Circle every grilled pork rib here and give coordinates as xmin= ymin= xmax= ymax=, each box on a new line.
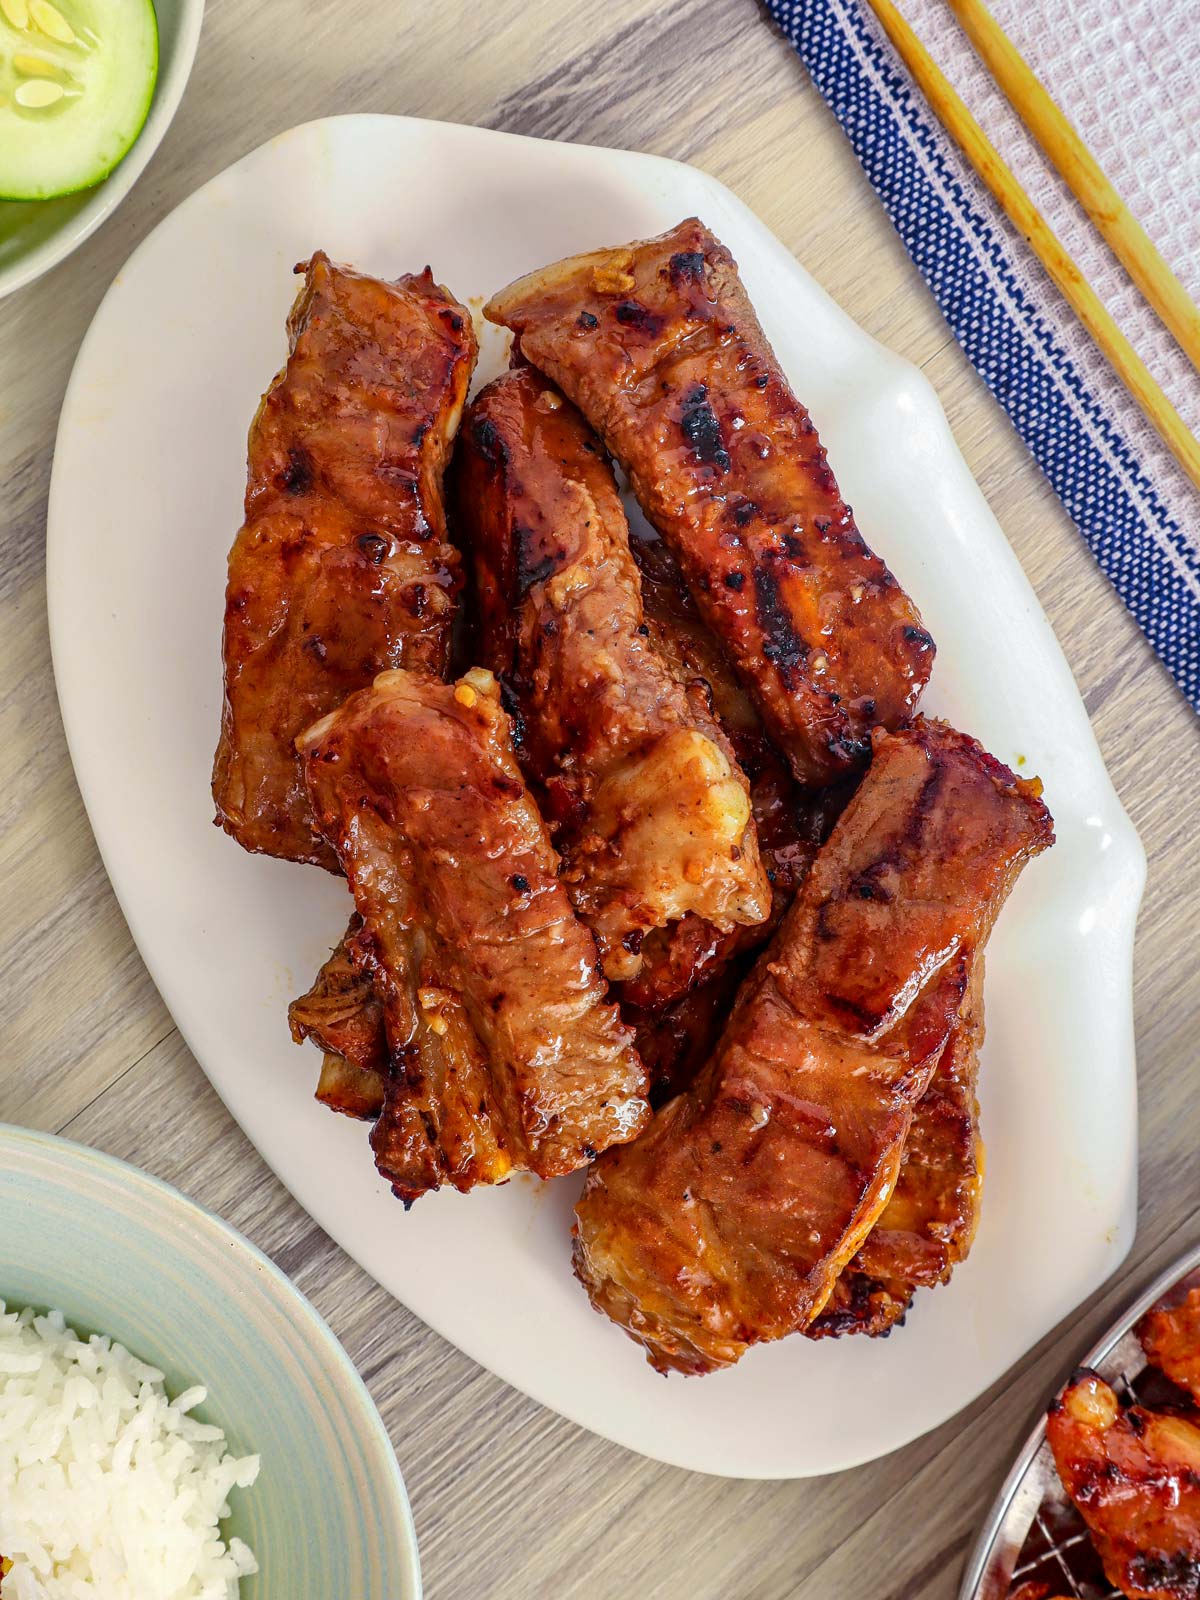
xmin=808 ymin=962 xmax=985 ymax=1338
xmin=214 ymin=253 xmax=476 ymax=866
xmin=454 ymin=366 xmax=769 ymax=980
xmin=299 ymin=667 xmax=649 ymax=1201
xmin=617 ymin=512 xmax=835 ymax=1013
xmin=1140 ymin=1290 xmax=1200 ymax=1406
xmin=573 ymin=720 xmax=1052 ymax=1374
xmin=486 ymin=218 xmax=933 ymax=786
xmin=288 ymin=917 xmax=387 ymax=1120
xmin=294 ymin=436 xmax=809 ymax=1113
xmin=625 ymin=954 xmax=754 ymax=1107
xmin=1048 ymin=1371 xmax=1200 ymax=1600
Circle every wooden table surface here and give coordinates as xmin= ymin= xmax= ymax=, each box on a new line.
xmin=3 ymin=1 xmax=1199 ymax=1595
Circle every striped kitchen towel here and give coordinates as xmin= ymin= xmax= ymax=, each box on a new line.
xmin=764 ymin=0 xmax=1200 ymax=709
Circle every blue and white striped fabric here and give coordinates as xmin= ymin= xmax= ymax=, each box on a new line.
xmin=764 ymin=0 xmax=1200 ymax=710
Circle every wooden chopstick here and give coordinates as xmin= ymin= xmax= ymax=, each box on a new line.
xmin=945 ymin=0 xmax=1200 ymax=375
xmin=861 ymin=0 xmax=1200 ymax=495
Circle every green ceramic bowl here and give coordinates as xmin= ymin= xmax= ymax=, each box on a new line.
xmin=0 ymin=0 xmax=205 ymax=298
xmin=0 ymin=1123 xmax=420 ymax=1597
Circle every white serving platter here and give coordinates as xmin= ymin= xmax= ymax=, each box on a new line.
xmin=47 ymin=114 xmax=1145 ymax=1478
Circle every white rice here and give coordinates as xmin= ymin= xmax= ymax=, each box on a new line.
xmin=0 ymin=1302 xmax=260 ymax=1600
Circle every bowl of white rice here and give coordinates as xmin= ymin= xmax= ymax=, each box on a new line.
xmin=0 ymin=1124 xmax=420 ymax=1600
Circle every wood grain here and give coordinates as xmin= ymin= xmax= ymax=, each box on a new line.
xmin=1 ymin=0 xmax=1198 ymax=1595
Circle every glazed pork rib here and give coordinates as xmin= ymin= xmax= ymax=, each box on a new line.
xmin=1140 ymin=1289 xmax=1200 ymax=1405
xmin=625 ymin=952 xmax=754 ymax=1106
xmin=288 ymin=917 xmax=387 ymax=1121
xmin=454 ymin=366 xmax=769 ymax=981
xmin=619 ymin=519 xmax=845 ymax=1013
xmin=299 ymin=666 xmax=649 ymax=1201
xmin=213 ymin=252 xmax=476 ymax=866
xmin=573 ymin=720 xmax=1052 ymax=1374
xmin=486 ymin=218 xmax=934 ymax=787
xmin=808 ymin=962 xmax=985 ymax=1339
xmin=1048 ymin=1371 xmax=1200 ymax=1600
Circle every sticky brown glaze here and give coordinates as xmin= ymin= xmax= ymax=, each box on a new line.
xmin=617 ymin=521 xmax=845 ymax=1013
xmin=486 ymin=218 xmax=934 ymax=786
xmin=807 ymin=961 xmax=985 ymax=1339
xmin=618 ymin=774 xmax=817 ymax=1015
xmin=299 ymin=666 xmax=649 ymax=1201
xmin=1141 ymin=1290 xmax=1200 ymax=1405
xmin=626 ymin=953 xmax=752 ymax=1107
xmin=1048 ymin=1371 xmax=1200 ymax=1600
xmin=620 ymin=914 xmax=757 ymax=1017
xmin=288 ymin=917 xmax=388 ymax=1120
xmin=213 ymin=253 xmax=477 ymax=866
xmin=453 ymin=367 xmax=769 ymax=980
xmin=618 ymin=767 xmax=845 ymax=1012
xmin=573 ymin=720 xmax=1052 ymax=1374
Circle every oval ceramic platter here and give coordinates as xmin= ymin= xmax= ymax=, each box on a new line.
xmin=47 ymin=114 xmax=1145 ymax=1479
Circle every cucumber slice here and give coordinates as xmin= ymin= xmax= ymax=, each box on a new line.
xmin=0 ymin=0 xmax=158 ymax=201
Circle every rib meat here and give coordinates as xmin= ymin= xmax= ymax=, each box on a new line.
xmin=288 ymin=917 xmax=387 ymax=1120
xmin=573 ymin=720 xmax=1052 ymax=1374
xmin=626 ymin=954 xmax=752 ymax=1107
xmin=807 ymin=962 xmax=985 ymax=1338
xmin=1141 ymin=1290 xmax=1200 ymax=1406
xmin=617 ymin=519 xmax=841 ymax=1012
xmin=454 ymin=366 xmax=769 ymax=980
xmin=486 ymin=218 xmax=933 ymax=786
xmin=214 ymin=253 xmax=476 ymax=866
xmin=299 ymin=666 xmax=649 ymax=1200
xmin=1048 ymin=1370 xmax=1200 ymax=1600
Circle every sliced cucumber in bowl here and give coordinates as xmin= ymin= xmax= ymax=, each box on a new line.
xmin=0 ymin=0 xmax=158 ymax=201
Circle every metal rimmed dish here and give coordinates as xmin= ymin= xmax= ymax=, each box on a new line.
xmin=960 ymin=1240 xmax=1200 ymax=1600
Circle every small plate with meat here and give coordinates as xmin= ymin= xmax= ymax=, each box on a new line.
xmin=962 ymin=1240 xmax=1200 ymax=1600
xmin=45 ymin=114 xmax=1144 ymax=1478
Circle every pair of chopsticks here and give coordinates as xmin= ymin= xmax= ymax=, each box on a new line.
xmin=862 ymin=0 xmax=1200 ymax=494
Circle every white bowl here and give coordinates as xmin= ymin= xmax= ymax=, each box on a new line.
xmin=0 ymin=0 xmax=204 ymax=299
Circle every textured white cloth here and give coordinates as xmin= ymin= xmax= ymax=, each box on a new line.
xmin=897 ymin=0 xmax=1200 ymax=549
